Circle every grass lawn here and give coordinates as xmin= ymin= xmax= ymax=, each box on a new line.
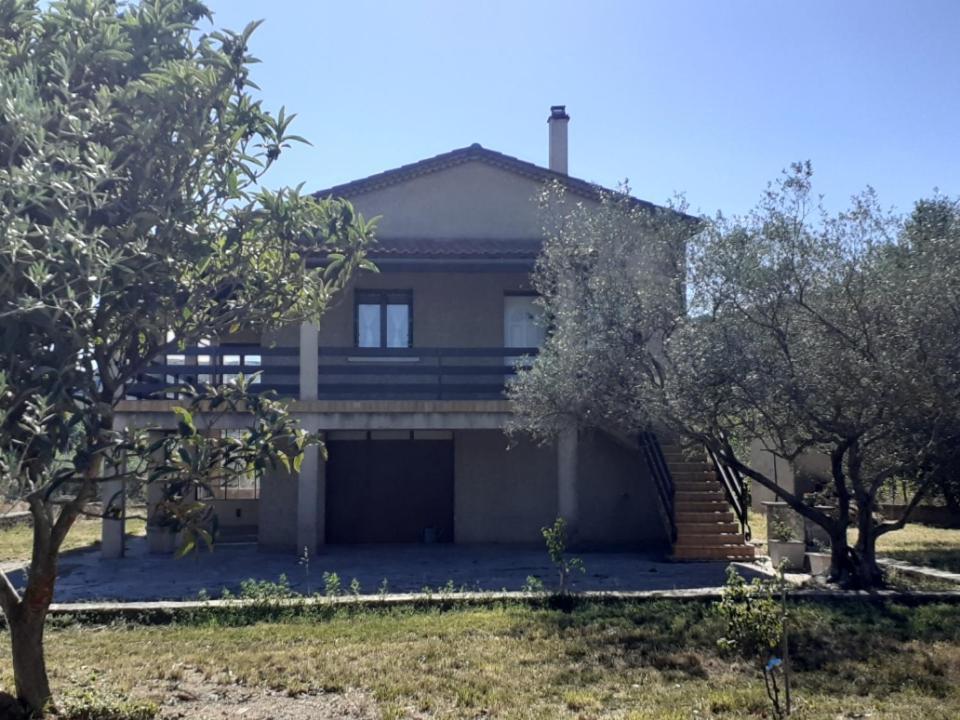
xmin=749 ymin=509 xmax=960 ymax=574
xmin=4 ymin=600 xmax=960 ymax=719
xmin=0 ymin=516 xmax=146 ymax=564
xmin=874 ymin=524 xmax=960 ymax=573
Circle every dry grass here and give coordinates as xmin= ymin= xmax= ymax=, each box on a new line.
xmin=749 ymin=508 xmax=960 ymax=574
xmin=874 ymin=523 xmax=960 ymax=573
xmin=0 ymin=516 xmax=146 ymax=564
xmin=3 ymin=600 xmax=960 ymax=719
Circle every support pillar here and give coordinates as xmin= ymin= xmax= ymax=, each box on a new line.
xmin=144 ymin=431 xmax=173 ymax=555
xmin=557 ymin=422 xmax=579 ymax=542
xmin=100 ymin=476 xmax=125 ymax=559
xmin=296 ymin=426 xmax=324 ymax=556
xmin=299 ymin=321 xmax=319 ymax=401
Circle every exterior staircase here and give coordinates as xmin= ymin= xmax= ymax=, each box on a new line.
xmin=660 ymin=443 xmax=756 ymax=561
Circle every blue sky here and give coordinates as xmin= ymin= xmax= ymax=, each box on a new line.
xmin=204 ymin=0 xmax=959 ymax=217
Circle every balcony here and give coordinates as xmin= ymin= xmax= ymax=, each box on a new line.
xmin=127 ymin=344 xmax=539 ymax=401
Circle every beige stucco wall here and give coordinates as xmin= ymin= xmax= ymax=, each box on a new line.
xmin=749 ymin=440 xmax=830 ymax=510
xmin=315 ymin=271 xmax=533 ymax=349
xmin=257 ymin=467 xmax=298 ymax=548
xmin=453 ymin=430 xmax=558 ymax=544
xmin=343 ymin=161 xmax=593 ymax=240
xmin=207 ymin=499 xmax=258 ymax=528
xmin=453 ymin=429 xmax=670 ymax=548
xmin=576 ymin=430 xmax=668 ymax=548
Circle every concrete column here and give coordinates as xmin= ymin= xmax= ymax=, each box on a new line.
xmin=296 ymin=425 xmax=324 ymax=556
xmin=100 ymin=475 xmax=125 ymax=559
xmin=144 ymin=431 xmax=173 ymax=555
xmin=315 ymin=434 xmax=327 ymax=548
xmin=557 ymin=422 xmax=579 ymax=540
xmin=299 ymin=321 xmax=319 ymax=401
xmin=146 ymin=480 xmax=164 ymax=523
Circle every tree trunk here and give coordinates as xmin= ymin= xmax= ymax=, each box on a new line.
xmin=8 ymin=603 xmax=51 ymax=715
xmin=828 ymin=527 xmax=854 ymax=585
xmin=854 ymin=501 xmax=884 ymax=588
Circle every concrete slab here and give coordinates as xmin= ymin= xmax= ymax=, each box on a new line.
xmin=4 ymin=538 xmax=768 ymax=602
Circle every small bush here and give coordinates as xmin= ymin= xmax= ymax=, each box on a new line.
xmin=323 ymin=571 xmax=342 ymax=597
xmin=714 ymin=566 xmax=783 ymax=658
xmin=542 ymin=517 xmax=585 ymax=594
xmin=239 ymin=574 xmax=295 ymax=601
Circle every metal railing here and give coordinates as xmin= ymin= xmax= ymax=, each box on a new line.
xmin=125 ymin=344 xmax=539 ymax=401
xmin=638 ymin=431 xmax=677 ymax=543
xmin=705 ymin=444 xmax=751 ymax=540
xmin=316 ymin=346 xmax=539 ymax=400
xmin=125 ymin=344 xmax=299 ymax=399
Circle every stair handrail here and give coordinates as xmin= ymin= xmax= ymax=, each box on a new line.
xmin=638 ymin=431 xmax=677 ymax=543
xmin=705 ymin=444 xmax=751 ymax=541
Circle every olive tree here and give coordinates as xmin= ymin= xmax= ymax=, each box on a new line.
xmin=507 ymin=183 xmax=690 ymax=442
xmin=510 ymin=165 xmax=960 ymax=589
xmin=0 ymin=0 xmax=374 ymax=712
xmin=666 ymin=167 xmax=960 ymax=586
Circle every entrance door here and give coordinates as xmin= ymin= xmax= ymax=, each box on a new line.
xmin=325 ymin=439 xmax=454 ymax=543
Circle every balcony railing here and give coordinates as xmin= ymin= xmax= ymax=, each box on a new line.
xmin=126 ymin=345 xmax=538 ymax=401
xmin=316 ymin=346 xmax=538 ymax=400
xmin=126 ymin=345 xmax=299 ymax=399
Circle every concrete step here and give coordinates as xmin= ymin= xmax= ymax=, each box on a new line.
xmin=672 ymin=545 xmax=757 ymax=561
xmin=676 ymin=510 xmax=736 ymax=523
xmin=675 ymin=534 xmax=750 ymax=548
xmin=672 ymin=473 xmax=723 ymax=488
xmin=674 ymin=482 xmax=724 ymax=492
xmin=667 ymin=461 xmax=715 ymax=471
xmin=675 ymin=489 xmax=727 ymax=500
xmin=676 ymin=521 xmax=742 ymax=534
xmin=674 ymin=500 xmax=730 ymax=513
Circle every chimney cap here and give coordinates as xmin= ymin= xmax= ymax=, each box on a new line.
xmin=549 ymin=105 xmax=569 ymax=121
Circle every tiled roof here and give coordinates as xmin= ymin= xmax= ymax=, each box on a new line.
xmin=313 ymin=143 xmax=661 ymax=211
xmin=368 ymin=237 xmax=541 ymax=260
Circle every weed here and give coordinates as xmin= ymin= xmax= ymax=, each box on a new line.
xmin=542 ymin=517 xmax=584 ymax=594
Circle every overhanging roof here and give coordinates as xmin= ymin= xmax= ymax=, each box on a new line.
xmin=312 ymin=143 xmax=664 ymax=212
xmin=368 ymin=237 xmax=541 ymax=260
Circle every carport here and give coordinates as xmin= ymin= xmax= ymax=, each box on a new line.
xmin=325 ymin=433 xmax=454 ymax=544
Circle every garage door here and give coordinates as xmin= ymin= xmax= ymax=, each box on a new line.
xmin=325 ymin=439 xmax=454 ymax=543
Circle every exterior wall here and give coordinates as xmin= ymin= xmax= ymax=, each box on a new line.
xmin=454 ymin=430 xmax=557 ymax=544
xmin=749 ymin=440 xmax=829 ymax=510
xmin=207 ymin=499 xmax=258 ymax=529
xmin=257 ymin=467 xmax=298 ymax=548
xmin=452 ymin=429 xmax=670 ymax=548
xmin=316 ymin=271 xmax=533 ymax=349
xmin=577 ymin=430 xmax=669 ymax=549
xmin=344 ymin=161 xmax=596 ymax=240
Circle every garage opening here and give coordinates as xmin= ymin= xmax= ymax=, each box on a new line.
xmin=325 ymin=433 xmax=454 ymax=543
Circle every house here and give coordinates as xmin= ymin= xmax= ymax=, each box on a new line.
xmin=108 ymin=107 xmax=754 ymax=561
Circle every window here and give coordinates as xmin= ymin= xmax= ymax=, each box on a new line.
xmin=196 ymin=430 xmax=260 ymax=500
xmin=355 ymin=290 xmax=412 ymax=348
xmin=503 ymin=294 xmax=545 ymax=348
xmin=504 ymin=293 xmax=545 ymax=366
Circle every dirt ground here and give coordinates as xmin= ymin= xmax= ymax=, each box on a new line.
xmin=146 ymin=671 xmax=379 ymax=720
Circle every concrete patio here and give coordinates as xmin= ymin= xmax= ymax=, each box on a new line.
xmin=5 ymin=538 xmax=767 ymax=602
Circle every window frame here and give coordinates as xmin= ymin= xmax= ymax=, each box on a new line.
xmin=354 ymin=289 xmax=413 ymax=348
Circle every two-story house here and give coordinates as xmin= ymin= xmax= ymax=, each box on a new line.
xmin=110 ymin=107 xmax=754 ymax=562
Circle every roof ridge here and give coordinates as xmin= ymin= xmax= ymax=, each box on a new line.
xmin=311 ymin=144 xmax=660 ymax=211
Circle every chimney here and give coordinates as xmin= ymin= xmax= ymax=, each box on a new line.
xmin=548 ymin=105 xmax=569 ymax=175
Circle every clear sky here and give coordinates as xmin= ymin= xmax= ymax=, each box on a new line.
xmin=203 ymin=0 xmax=959 ymax=217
